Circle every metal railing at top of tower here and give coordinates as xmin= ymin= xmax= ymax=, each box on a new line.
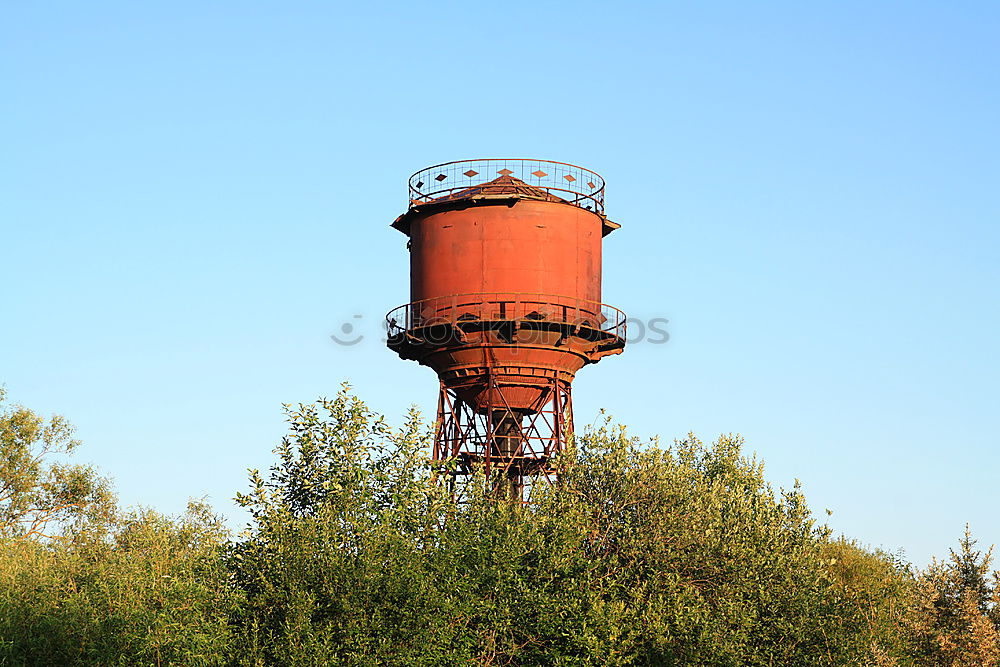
xmin=385 ymin=293 xmax=626 ymax=340
xmin=407 ymin=159 xmax=606 ymax=215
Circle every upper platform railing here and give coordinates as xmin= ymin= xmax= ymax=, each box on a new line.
xmin=408 ymin=159 xmax=606 ymax=214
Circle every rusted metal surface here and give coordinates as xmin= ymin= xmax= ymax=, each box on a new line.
xmin=385 ymin=159 xmax=625 ymax=501
xmin=405 ymin=198 xmax=605 ymax=307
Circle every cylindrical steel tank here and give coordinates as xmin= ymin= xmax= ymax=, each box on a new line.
xmin=408 ymin=200 xmax=603 ymax=306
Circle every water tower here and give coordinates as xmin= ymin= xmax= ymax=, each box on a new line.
xmin=386 ymin=159 xmax=625 ymax=500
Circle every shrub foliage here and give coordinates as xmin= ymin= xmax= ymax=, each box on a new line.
xmin=1 ymin=386 xmax=997 ymax=665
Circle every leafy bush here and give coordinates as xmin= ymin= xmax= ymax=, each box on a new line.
xmin=0 ymin=389 xmax=234 ymax=666
xmin=0 ymin=502 xmax=234 ymax=666
xmin=226 ymin=389 xmax=914 ymax=665
xmin=3 ymin=385 xmax=997 ymax=665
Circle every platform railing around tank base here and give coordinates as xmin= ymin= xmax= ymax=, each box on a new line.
xmin=385 ymin=293 xmax=626 ymax=341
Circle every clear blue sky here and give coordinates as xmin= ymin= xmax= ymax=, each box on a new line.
xmin=2 ymin=2 xmax=997 ymax=565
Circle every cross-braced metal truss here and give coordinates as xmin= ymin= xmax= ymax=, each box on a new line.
xmin=433 ymin=374 xmax=573 ymax=502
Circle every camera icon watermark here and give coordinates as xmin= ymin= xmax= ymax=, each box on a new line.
xmin=329 ymin=314 xmax=365 ymax=346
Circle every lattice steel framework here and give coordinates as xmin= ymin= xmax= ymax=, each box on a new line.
xmin=433 ymin=372 xmax=572 ymax=502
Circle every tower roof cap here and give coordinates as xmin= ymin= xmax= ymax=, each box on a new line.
xmin=407 ymin=158 xmax=606 ymax=214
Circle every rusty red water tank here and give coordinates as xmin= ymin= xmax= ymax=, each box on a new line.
xmin=386 ymin=159 xmax=625 ymax=415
